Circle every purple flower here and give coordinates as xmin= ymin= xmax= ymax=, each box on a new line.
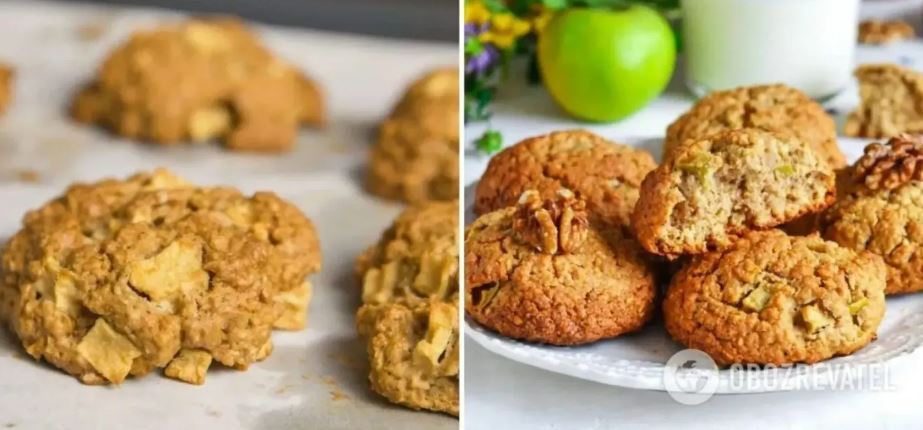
xmin=465 ymin=23 xmax=499 ymax=75
xmin=465 ymin=23 xmax=481 ymax=37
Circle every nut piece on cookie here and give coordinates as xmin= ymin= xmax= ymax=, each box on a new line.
xmin=0 ymin=64 xmax=13 ymax=116
xmin=664 ymin=84 xmax=845 ymax=168
xmin=663 ymin=230 xmax=886 ymax=366
xmin=0 ymin=169 xmax=322 ymax=384
xmin=632 ymin=128 xmax=835 ymax=258
xmin=70 ymin=18 xmax=324 ymax=152
xmin=845 ymin=64 xmax=923 ymax=138
xmin=356 ymin=200 xmax=458 ymax=305
xmin=513 ymin=189 xmax=589 ymax=254
xmin=367 ymin=67 xmax=459 ymax=203
xmin=465 ymin=192 xmax=656 ymax=345
xmin=475 ymin=129 xmax=656 ymax=227
xmin=853 ymin=134 xmax=923 ymax=191
xmin=822 ymin=135 xmax=923 ymax=295
xmin=859 ymin=20 xmax=915 ymax=45
xmin=355 ymin=300 xmax=459 ymax=416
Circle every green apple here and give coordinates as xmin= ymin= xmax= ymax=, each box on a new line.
xmin=538 ymin=6 xmax=676 ymax=122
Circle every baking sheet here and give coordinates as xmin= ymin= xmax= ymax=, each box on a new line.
xmin=0 ymin=1 xmax=457 ymax=429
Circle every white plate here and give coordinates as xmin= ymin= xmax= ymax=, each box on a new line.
xmin=464 ymin=137 xmax=923 ymax=394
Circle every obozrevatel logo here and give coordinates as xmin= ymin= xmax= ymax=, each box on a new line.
xmin=663 ymin=349 xmax=719 ymax=405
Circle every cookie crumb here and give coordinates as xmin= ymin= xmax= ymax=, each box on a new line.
xmin=76 ymin=22 xmax=108 ymax=41
xmin=15 ymin=169 xmax=39 ymax=183
xmin=329 ymin=389 xmax=349 ymax=402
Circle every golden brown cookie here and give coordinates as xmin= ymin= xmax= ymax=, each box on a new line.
xmin=71 ymin=18 xmax=324 ymax=152
xmin=0 ymin=169 xmax=321 ymax=385
xmin=664 ymin=84 xmax=845 ymax=168
xmin=356 ymin=300 xmax=458 ymax=416
xmin=632 ymin=128 xmax=835 ymax=259
xmin=845 ymin=64 xmax=923 ymax=138
xmin=822 ymin=135 xmax=923 ymax=295
xmin=366 ymin=67 xmax=459 ymax=203
xmin=859 ymin=19 xmax=915 ymax=45
xmin=355 ymin=200 xmax=458 ymax=305
xmin=465 ymin=190 xmax=656 ymax=345
xmin=664 ymin=230 xmax=886 ymax=366
xmin=0 ymin=64 xmax=13 ymax=116
xmin=474 ymin=129 xmax=656 ymax=227
xmin=353 ymin=198 xmax=459 ymax=415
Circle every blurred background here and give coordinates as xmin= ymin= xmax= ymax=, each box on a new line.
xmin=61 ymin=0 xmax=459 ymax=41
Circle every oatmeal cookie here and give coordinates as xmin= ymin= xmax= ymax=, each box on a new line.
xmin=366 ymin=67 xmax=459 ymax=203
xmin=356 ymin=300 xmax=458 ymax=416
xmin=355 ymin=200 xmax=458 ymax=305
xmin=664 ymin=84 xmax=845 ymax=168
xmin=465 ymin=190 xmax=656 ymax=345
xmin=632 ymin=129 xmax=835 ymax=259
xmin=822 ymin=135 xmax=923 ymax=294
xmin=0 ymin=169 xmax=321 ymax=384
xmin=71 ymin=18 xmax=325 ymax=152
xmin=845 ymin=64 xmax=923 ymax=138
xmin=474 ymin=129 xmax=656 ymax=227
xmin=0 ymin=64 xmax=12 ymax=116
xmin=353 ymin=199 xmax=458 ymax=415
xmin=664 ymin=230 xmax=886 ymax=366
xmin=859 ymin=20 xmax=915 ymax=44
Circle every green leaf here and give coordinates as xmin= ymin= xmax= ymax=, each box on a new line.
xmin=465 ymin=37 xmax=484 ymax=56
xmin=476 ymin=130 xmax=504 ymax=154
xmin=482 ymin=0 xmax=510 ymax=12
xmin=541 ymin=0 xmax=569 ymax=9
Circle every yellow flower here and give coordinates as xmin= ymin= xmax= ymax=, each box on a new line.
xmin=531 ymin=5 xmax=555 ymax=35
xmin=465 ymin=0 xmax=491 ymax=26
xmin=480 ymin=13 xmax=531 ymax=49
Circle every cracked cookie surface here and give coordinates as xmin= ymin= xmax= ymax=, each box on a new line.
xmin=71 ymin=18 xmax=324 ymax=152
xmin=664 ymin=84 xmax=845 ymax=168
xmin=822 ymin=136 xmax=923 ymax=295
xmin=465 ymin=191 xmax=656 ymax=345
xmin=632 ymin=128 xmax=835 ymax=258
xmin=0 ymin=169 xmax=321 ymax=384
xmin=474 ymin=129 xmax=656 ymax=227
xmin=367 ymin=67 xmax=459 ymax=203
xmin=356 ymin=300 xmax=459 ymax=416
xmin=664 ymin=230 xmax=886 ymax=366
xmin=846 ymin=64 xmax=923 ymax=139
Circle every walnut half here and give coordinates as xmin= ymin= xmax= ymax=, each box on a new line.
xmin=854 ymin=134 xmax=923 ymax=191
xmin=512 ymin=189 xmax=589 ymax=254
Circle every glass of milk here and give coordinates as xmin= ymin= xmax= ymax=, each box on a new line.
xmin=682 ymin=0 xmax=860 ymax=101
